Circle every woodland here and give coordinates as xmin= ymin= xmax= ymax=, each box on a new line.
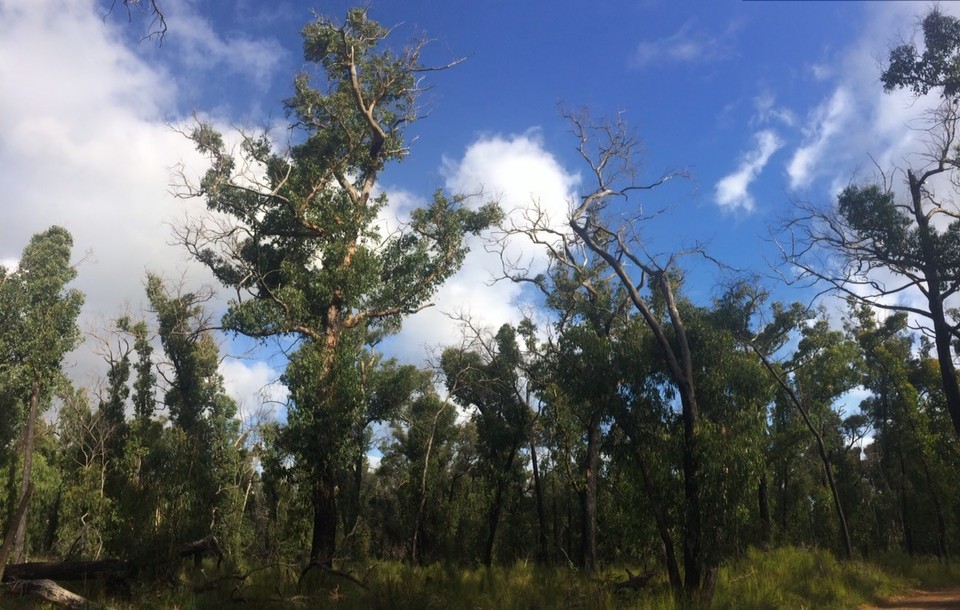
xmin=3 ymin=6 xmax=960 ymax=609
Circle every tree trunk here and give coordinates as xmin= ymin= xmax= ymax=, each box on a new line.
xmin=910 ymin=170 xmax=960 ymax=436
xmin=0 ymin=482 xmax=33 ymax=583
xmin=758 ymin=472 xmax=772 ymax=548
xmin=310 ymin=473 xmax=338 ymax=565
xmin=678 ymin=388 xmax=705 ymax=600
xmin=630 ymin=441 xmax=683 ymax=597
xmin=411 ymin=403 xmax=446 ymax=565
xmin=580 ymin=413 xmax=600 ymax=573
xmin=483 ymin=480 xmax=506 ymax=567
xmin=3 ymin=559 xmax=133 ymax=582
xmin=753 ymin=346 xmax=853 ymax=560
xmin=483 ymin=444 xmax=519 ymax=566
xmin=529 ymin=438 xmax=548 ymax=562
xmin=13 ymin=378 xmax=41 ymax=563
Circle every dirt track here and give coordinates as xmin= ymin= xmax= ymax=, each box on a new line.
xmin=862 ymin=585 xmax=960 ymax=609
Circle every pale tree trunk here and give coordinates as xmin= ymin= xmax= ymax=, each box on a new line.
xmin=530 ymin=438 xmax=548 ymax=562
xmin=411 ymin=403 xmax=447 ymax=564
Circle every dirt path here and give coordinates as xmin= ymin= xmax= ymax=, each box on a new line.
xmin=862 ymin=585 xmax=960 ymax=609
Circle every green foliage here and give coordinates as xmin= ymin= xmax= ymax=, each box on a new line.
xmin=0 ymin=227 xmax=84 ymax=454
xmin=182 ymin=8 xmax=499 ymax=562
xmin=882 ymin=8 xmax=960 ymax=97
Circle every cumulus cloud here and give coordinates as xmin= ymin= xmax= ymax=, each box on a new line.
xmin=220 ymin=359 xmax=288 ymax=424
xmin=714 ymin=130 xmax=783 ymax=213
xmin=0 ymin=0 xmax=280 ymax=390
xmin=634 ymin=20 xmax=739 ymax=68
xmin=384 ymin=132 xmax=580 ymax=363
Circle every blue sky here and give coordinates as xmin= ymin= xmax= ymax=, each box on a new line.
xmin=0 ymin=0 xmax=945 ymax=419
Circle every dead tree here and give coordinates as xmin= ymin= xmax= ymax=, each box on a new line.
xmin=494 ymin=109 xmax=712 ymax=601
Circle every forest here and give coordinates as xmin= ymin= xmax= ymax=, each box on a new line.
xmin=3 ymin=5 xmax=960 ymax=609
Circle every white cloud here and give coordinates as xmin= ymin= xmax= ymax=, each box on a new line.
xmin=634 ymin=20 xmax=739 ymax=68
xmin=385 ymin=132 xmax=580 ymax=363
xmin=809 ymin=63 xmax=833 ymax=81
xmin=220 ymin=358 xmax=288 ymax=423
xmin=786 ymin=87 xmax=851 ymax=190
xmin=0 ymin=0 xmax=280 ymax=391
xmin=714 ymin=130 xmax=782 ymax=213
xmin=753 ymin=91 xmax=796 ymax=128
xmin=165 ymin=0 xmax=286 ymax=93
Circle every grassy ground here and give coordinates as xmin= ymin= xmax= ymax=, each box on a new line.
xmin=3 ymin=547 xmax=959 ymax=608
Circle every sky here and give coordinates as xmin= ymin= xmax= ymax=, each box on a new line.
xmin=0 ymin=0 xmax=950 ymax=423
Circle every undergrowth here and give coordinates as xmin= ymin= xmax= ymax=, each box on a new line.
xmin=3 ymin=547 xmax=958 ymax=608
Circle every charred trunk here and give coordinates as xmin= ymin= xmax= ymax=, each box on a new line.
xmin=310 ymin=473 xmax=338 ymax=566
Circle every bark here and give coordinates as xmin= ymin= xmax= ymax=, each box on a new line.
xmin=580 ymin=412 xmax=600 ymax=573
xmin=613 ymin=569 xmax=655 ymax=592
xmin=310 ymin=473 xmax=338 ymax=565
xmin=179 ymin=535 xmax=224 ymax=568
xmin=411 ymin=403 xmax=446 ymax=564
xmin=482 ymin=444 xmax=518 ymax=566
xmin=678 ymin=389 xmax=705 ymax=597
xmin=13 ymin=378 xmax=41 ymax=563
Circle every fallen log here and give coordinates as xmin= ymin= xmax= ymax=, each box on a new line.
xmin=179 ymin=534 xmax=224 ymax=568
xmin=1 ymin=559 xmax=133 ymax=583
xmin=613 ymin=568 xmax=655 ymax=592
xmin=6 ymin=578 xmax=95 ymax=609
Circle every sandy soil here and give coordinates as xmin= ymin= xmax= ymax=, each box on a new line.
xmin=861 ymin=585 xmax=960 ymax=609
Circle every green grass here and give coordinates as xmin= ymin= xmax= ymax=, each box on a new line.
xmin=711 ymin=546 xmax=960 ymax=610
xmin=3 ymin=548 xmax=959 ymax=608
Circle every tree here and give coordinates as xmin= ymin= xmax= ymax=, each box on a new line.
xmin=847 ymin=303 xmax=954 ymax=556
xmin=441 ymin=324 xmax=531 ymax=566
xmin=144 ymin=274 xmax=242 ymax=552
xmin=532 ymin=258 xmax=630 ymax=573
xmin=177 ymin=9 xmax=499 ymax=564
xmin=752 ymin=306 xmax=860 ymax=559
xmin=561 ymin=112 xmax=712 ymax=600
xmin=882 ymin=8 xmax=960 ymax=97
xmin=105 ymin=0 xmax=167 ymax=43
xmin=784 ymin=8 xmax=960 ymax=436
xmin=0 ymin=227 xmax=83 ymax=562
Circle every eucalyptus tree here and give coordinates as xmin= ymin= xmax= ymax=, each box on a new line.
xmin=767 ymin=311 xmax=861 ymax=558
xmin=550 ymin=111 xmax=711 ymax=600
xmin=177 ymin=9 xmax=499 ymax=564
xmin=714 ymin=284 xmax=860 ymax=558
xmin=144 ymin=274 xmax=243 ymax=554
xmin=847 ymin=303 xmax=956 ymax=556
xmin=440 ymin=324 xmax=531 ymax=566
xmin=0 ymin=227 xmax=83 ymax=562
xmin=527 ymin=257 xmax=632 ymax=573
xmin=784 ymin=7 xmax=960 ymax=436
